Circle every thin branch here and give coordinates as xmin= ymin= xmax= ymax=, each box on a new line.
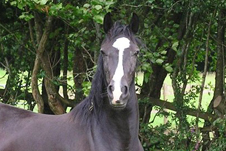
xmin=82 ymin=46 xmax=95 ymax=64
xmin=196 ymin=13 xmax=213 ymax=137
xmin=26 ymin=6 xmax=37 ymax=50
xmin=140 ymin=96 xmax=217 ymax=121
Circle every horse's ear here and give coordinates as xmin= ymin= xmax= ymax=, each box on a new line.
xmin=129 ymin=13 xmax=139 ymax=34
xmin=103 ymin=13 xmax=113 ymax=33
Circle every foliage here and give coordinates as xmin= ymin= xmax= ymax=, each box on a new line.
xmin=140 ymin=118 xmax=198 ymax=151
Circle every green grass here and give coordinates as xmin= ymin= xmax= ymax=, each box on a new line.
xmin=0 ymin=70 xmax=7 ymax=88
xmin=150 ymin=73 xmax=215 ymax=127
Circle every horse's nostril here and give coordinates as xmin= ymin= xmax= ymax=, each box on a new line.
xmin=108 ymin=85 xmax=114 ymax=92
xmin=115 ymin=100 xmax=120 ymax=104
xmin=107 ymin=85 xmax=114 ymax=98
xmin=122 ymin=85 xmax=128 ymax=95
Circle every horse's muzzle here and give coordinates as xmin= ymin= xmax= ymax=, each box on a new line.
xmin=107 ymin=81 xmax=130 ymax=109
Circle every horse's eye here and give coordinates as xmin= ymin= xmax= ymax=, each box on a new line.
xmin=101 ymin=50 xmax=107 ymax=56
xmin=133 ymin=50 xmax=139 ymax=56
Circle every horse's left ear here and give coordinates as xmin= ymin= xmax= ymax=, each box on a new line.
xmin=129 ymin=13 xmax=139 ymax=34
xmin=103 ymin=12 xmax=113 ymax=33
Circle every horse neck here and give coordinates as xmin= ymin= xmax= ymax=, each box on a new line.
xmin=97 ymin=81 xmax=139 ymax=140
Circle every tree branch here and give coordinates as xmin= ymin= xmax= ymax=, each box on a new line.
xmin=31 ymin=15 xmax=54 ymax=113
xmin=139 ymin=96 xmax=217 ymax=121
xmin=196 ymin=12 xmax=213 ymax=136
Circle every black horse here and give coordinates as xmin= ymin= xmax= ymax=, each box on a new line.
xmin=0 ymin=13 xmax=144 ymax=151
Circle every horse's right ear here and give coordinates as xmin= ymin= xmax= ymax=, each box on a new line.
xmin=103 ymin=13 xmax=113 ymax=33
xmin=129 ymin=13 xmax=139 ymax=34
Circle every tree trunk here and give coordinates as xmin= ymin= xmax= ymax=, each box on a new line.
xmin=31 ymin=15 xmax=65 ymax=114
xmin=73 ymin=48 xmax=86 ymax=102
xmin=42 ymin=79 xmax=54 ymax=114
xmin=31 ymin=55 xmax=44 ymax=113
xmin=62 ymin=25 xmax=69 ymax=100
xmin=202 ymin=9 xmax=226 ymax=151
xmin=139 ymin=11 xmax=185 ymax=123
xmin=41 ymin=51 xmax=65 ymax=115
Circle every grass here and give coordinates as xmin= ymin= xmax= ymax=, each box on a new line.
xmin=150 ymin=73 xmax=215 ymax=127
xmin=0 ymin=70 xmax=7 ymax=88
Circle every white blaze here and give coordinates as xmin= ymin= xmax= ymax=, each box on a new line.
xmin=111 ymin=37 xmax=130 ymax=103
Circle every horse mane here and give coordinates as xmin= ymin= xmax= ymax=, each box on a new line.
xmin=103 ymin=21 xmax=142 ymax=46
xmin=70 ymin=54 xmax=106 ymax=123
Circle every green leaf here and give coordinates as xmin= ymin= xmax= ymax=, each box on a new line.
xmin=153 ymin=52 xmax=160 ymax=57
xmin=52 ymin=3 xmax=62 ymax=10
xmin=147 ymin=0 xmax=155 ymax=4
xmin=156 ymin=58 xmax=164 ymax=64
xmin=160 ymin=50 xmax=167 ymax=55
xmin=93 ymin=15 xmax=103 ymax=24
xmin=172 ymin=41 xmax=179 ymax=51
xmin=83 ymin=3 xmax=90 ymax=8
xmin=144 ymin=73 xmax=150 ymax=83
xmin=19 ymin=12 xmax=34 ymax=21
xmin=94 ymin=5 xmax=102 ymax=10
xmin=165 ymin=65 xmax=173 ymax=72
xmin=40 ymin=0 xmax=49 ymax=5
xmin=10 ymin=1 xmax=17 ymax=6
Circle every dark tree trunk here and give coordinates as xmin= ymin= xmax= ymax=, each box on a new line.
xmin=62 ymin=25 xmax=69 ymax=100
xmin=42 ymin=79 xmax=54 ymax=114
xmin=73 ymin=48 xmax=86 ymax=102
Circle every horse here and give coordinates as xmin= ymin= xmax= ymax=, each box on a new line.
xmin=0 ymin=13 xmax=144 ymax=151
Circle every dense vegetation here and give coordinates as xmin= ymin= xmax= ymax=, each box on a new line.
xmin=0 ymin=0 xmax=225 ymax=150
